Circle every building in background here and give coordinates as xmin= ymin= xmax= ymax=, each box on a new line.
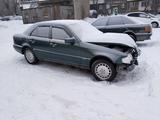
xmin=18 ymin=0 xmax=89 ymax=23
xmin=90 ymin=0 xmax=160 ymax=15
xmin=139 ymin=0 xmax=160 ymax=14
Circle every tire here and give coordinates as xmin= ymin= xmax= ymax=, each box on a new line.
xmin=91 ymin=60 xmax=117 ymax=82
xmin=24 ymin=48 xmax=38 ymax=64
xmin=152 ymin=22 xmax=159 ymax=28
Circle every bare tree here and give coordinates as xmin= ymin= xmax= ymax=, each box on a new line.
xmin=0 ymin=0 xmax=17 ymax=16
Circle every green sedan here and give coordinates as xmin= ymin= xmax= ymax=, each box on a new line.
xmin=13 ymin=20 xmax=140 ymax=81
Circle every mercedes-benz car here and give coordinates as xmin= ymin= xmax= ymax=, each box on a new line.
xmin=13 ymin=20 xmax=140 ymax=82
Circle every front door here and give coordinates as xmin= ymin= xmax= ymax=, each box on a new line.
xmin=48 ymin=26 xmax=86 ymax=66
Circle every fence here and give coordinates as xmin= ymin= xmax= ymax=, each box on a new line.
xmin=22 ymin=5 xmax=74 ymax=24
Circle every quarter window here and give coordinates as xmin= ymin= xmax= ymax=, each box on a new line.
xmin=123 ymin=17 xmax=135 ymax=24
xmin=31 ymin=26 xmax=50 ymax=38
xmin=92 ymin=17 xmax=108 ymax=26
xmin=52 ymin=27 xmax=70 ymax=40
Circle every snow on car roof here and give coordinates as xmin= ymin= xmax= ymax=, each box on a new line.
xmin=37 ymin=20 xmax=83 ymax=26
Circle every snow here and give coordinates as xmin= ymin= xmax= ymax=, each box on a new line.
xmin=0 ymin=20 xmax=160 ymax=120
xmin=40 ymin=19 xmax=83 ymax=26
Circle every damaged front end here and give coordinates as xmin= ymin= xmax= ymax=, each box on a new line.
xmin=117 ymin=47 xmax=140 ymax=71
xmin=91 ymin=42 xmax=141 ymax=71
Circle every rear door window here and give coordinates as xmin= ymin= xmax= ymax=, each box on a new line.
xmin=31 ymin=26 xmax=50 ymax=38
xmin=107 ymin=16 xmax=123 ymax=25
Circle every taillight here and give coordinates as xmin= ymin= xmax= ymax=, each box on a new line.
xmin=144 ymin=26 xmax=152 ymax=33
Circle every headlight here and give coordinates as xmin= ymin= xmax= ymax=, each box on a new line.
xmin=122 ymin=54 xmax=133 ymax=64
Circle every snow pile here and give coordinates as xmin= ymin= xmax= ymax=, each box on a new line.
xmin=0 ymin=20 xmax=160 ymax=120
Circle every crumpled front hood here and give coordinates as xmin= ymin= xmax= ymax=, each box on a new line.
xmin=84 ymin=33 xmax=137 ymax=48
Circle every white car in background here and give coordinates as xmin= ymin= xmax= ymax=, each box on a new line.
xmin=126 ymin=12 xmax=160 ymax=28
xmin=155 ymin=14 xmax=160 ymax=20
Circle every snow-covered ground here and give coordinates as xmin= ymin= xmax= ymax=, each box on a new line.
xmin=0 ymin=20 xmax=160 ymax=120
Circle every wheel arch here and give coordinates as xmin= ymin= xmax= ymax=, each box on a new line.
xmin=21 ymin=44 xmax=32 ymax=54
xmin=89 ymin=56 xmax=115 ymax=69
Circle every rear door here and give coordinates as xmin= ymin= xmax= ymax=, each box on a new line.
xmin=28 ymin=25 xmax=51 ymax=59
xmin=106 ymin=16 xmax=127 ymax=33
xmin=138 ymin=13 xmax=152 ymax=23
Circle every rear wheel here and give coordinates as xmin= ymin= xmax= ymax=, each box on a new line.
xmin=24 ymin=48 xmax=38 ymax=64
xmin=91 ymin=60 xmax=117 ymax=82
xmin=152 ymin=22 xmax=159 ymax=28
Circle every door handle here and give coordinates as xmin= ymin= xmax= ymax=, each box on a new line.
xmin=50 ymin=42 xmax=57 ymax=47
xmin=29 ymin=39 xmax=35 ymax=44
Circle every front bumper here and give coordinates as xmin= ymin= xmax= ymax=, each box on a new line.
xmin=117 ymin=63 xmax=136 ymax=71
xmin=117 ymin=47 xmax=140 ymax=71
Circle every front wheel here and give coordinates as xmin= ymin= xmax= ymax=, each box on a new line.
xmin=24 ymin=48 xmax=38 ymax=64
xmin=91 ymin=60 xmax=117 ymax=82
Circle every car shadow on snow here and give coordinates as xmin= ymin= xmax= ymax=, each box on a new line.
xmin=35 ymin=60 xmax=93 ymax=81
xmin=38 ymin=61 xmax=148 ymax=84
xmin=17 ymin=57 xmax=148 ymax=84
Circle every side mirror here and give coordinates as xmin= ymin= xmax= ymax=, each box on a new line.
xmin=65 ymin=37 xmax=76 ymax=45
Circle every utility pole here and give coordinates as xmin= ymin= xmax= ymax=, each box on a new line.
xmin=73 ymin=0 xmax=89 ymax=19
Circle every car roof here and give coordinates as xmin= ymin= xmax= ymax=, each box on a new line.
xmin=126 ymin=12 xmax=147 ymax=15
xmin=35 ymin=20 xmax=83 ymax=26
xmin=93 ymin=15 xmax=134 ymax=20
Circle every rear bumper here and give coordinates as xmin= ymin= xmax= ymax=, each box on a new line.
xmin=13 ymin=44 xmax=23 ymax=54
xmin=135 ymin=33 xmax=152 ymax=41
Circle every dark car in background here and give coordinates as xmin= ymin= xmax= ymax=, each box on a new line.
xmin=13 ymin=20 xmax=140 ymax=82
xmin=92 ymin=15 xmax=152 ymax=42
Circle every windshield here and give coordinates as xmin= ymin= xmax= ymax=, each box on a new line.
xmin=68 ymin=21 xmax=102 ymax=41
